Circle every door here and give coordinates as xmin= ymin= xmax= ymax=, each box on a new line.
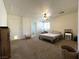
xmin=31 ymin=21 xmax=37 ymax=38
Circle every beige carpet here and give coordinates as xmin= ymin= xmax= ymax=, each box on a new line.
xmin=10 ymin=39 xmax=77 ymax=59
xmin=54 ymin=40 xmax=77 ymax=50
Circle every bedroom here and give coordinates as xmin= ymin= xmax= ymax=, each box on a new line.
xmin=0 ymin=0 xmax=78 ymax=59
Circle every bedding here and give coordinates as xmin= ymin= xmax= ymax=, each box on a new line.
xmin=39 ymin=32 xmax=62 ymax=43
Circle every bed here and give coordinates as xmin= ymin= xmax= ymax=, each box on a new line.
xmin=39 ymin=32 xmax=62 ymax=43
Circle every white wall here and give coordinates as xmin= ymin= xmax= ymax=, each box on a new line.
xmin=7 ymin=15 xmax=36 ymax=40
xmin=0 ymin=0 xmax=7 ymax=26
xmin=78 ymin=0 xmax=79 ymax=52
xmin=51 ymin=12 xmax=78 ymax=36
xmin=7 ymin=14 xmax=23 ymax=40
xmin=8 ymin=15 xmax=35 ymax=40
xmin=22 ymin=17 xmax=31 ymax=36
xmin=7 ymin=11 xmax=78 ymax=41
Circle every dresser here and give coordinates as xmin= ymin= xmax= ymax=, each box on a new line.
xmin=0 ymin=27 xmax=11 ymax=59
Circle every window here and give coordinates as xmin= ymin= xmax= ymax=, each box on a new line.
xmin=39 ymin=21 xmax=50 ymax=32
xmin=44 ymin=22 xmax=50 ymax=31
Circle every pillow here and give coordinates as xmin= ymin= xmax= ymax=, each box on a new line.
xmin=41 ymin=31 xmax=48 ymax=34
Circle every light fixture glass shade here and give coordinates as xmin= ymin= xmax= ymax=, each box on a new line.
xmin=43 ymin=13 xmax=48 ymax=20
xmin=42 ymin=9 xmax=51 ymax=21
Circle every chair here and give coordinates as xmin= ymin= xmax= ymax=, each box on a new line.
xmin=61 ymin=45 xmax=77 ymax=59
xmin=64 ymin=29 xmax=73 ymax=40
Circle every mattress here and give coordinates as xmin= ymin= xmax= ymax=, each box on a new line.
xmin=40 ymin=33 xmax=61 ymax=37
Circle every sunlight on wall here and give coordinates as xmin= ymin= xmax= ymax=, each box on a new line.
xmin=14 ymin=35 xmax=19 ymax=40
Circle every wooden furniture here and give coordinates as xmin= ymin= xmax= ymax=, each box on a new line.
xmin=0 ymin=27 xmax=11 ymax=59
xmin=25 ymin=35 xmax=31 ymax=39
xmin=64 ymin=29 xmax=73 ymax=40
xmin=25 ymin=36 xmax=31 ymax=39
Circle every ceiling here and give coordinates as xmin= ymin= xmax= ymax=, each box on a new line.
xmin=3 ymin=0 xmax=78 ymax=17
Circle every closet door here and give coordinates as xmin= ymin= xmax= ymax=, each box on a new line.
xmin=0 ymin=27 xmax=10 ymax=59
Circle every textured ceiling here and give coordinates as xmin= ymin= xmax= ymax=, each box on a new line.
xmin=3 ymin=0 xmax=78 ymax=17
